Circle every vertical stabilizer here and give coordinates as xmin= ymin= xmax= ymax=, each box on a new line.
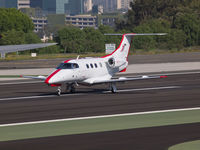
xmin=103 ymin=33 xmax=167 ymax=72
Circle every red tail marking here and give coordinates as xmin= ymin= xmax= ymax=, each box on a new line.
xmin=101 ymin=34 xmax=125 ymax=58
xmin=120 ymin=68 xmax=127 ymax=72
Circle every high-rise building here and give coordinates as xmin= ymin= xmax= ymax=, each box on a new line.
xmin=65 ymin=0 xmax=84 ymax=15
xmin=30 ymin=0 xmax=69 ymax=14
xmin=0 ymin=0 xmax=18 ymax=8
xmin=56 ymin=0 xmax=69 ymax=14
xmin=18 ymin=0 xmax=30 ymax=9
xmin=84 ymin=0 xmax=92 ymax=13
xmin=92 ymin=0 xmax=118 ymax=12
xmin=30 ymin=0 xmax=43 ymax=9
xmin=0 ymin=0 xmax=5 ymax=7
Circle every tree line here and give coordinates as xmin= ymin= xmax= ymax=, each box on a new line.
xmin=57 ymin=0 xmax=200 ymax=53
xmin=0 ymin=0 xmax=200 ymax=54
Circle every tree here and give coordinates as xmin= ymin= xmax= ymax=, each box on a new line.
xmin=173 ymin=13 xmax=200 ymax=46
xmin=83 ymin=27 xmax=105 ymax=53
xmin=57 ymin=27 xmax=86 ymax=53
xmin=0 ymin=30 xmax=25 ymax=45
xmin=0 ymin=8 xmax=34 ymax=33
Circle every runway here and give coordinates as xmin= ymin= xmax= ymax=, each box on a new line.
xmin=0 ymin=72 xmax=200 ymax=149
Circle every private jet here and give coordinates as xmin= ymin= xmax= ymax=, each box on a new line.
xmin=24 ymin=33 xmax=167 ymax=96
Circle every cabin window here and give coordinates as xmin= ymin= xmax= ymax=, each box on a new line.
xmin=86 ymin=64 xmax=89 ymax=68
xmin=72 ymin=63 xmax=79 ymax=69
xmin=56 ymin=63 xmax=79 ymax=69
xmin=90 ymin=64 xmax=94 ymax=68
xmin=94 ymin=63 xmax=98 ymax=68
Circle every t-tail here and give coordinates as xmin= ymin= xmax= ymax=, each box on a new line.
xmin=103 ymin=33 xmax=167 ymax=72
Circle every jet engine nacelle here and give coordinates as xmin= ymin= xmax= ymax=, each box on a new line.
xmin=107 ymin=57 xmax=128 ymax=69
xmin=108 ymin=57 xmax=115 ymax=68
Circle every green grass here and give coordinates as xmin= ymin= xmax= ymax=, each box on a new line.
xmin=0 ymin=75 xmax=21 ymax=78
xmin=169 ymin=140 xmax=200 ymax=150
xmin=0 ymin=109 xmax=200 ymax=142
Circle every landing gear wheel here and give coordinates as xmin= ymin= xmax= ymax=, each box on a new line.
xmin=57 ymin=87 xmax=61 ymax=96
xmin=70 ymin=86 xmax=75 ymax=93
xmin=66 ymin=84 xmax=76 ymax=93
xmin=110 ymin=83 xmax=117 ymax=93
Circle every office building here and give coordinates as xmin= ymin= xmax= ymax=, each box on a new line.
xmin=18 ymin=0 xmax=30 ymax=9
xmin=118 ymin=0 xmax=133 ymax=10
xmin=31 ymin=16 xmax=47 ymax=32
xmin=66 ymin=14 xmax=97 ymax=29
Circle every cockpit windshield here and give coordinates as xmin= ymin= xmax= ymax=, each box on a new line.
xmin=56 ymin=63 xmax=79 ymax=69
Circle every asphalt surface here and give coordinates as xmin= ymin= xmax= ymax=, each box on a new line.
xmin=0 ymin=73 xmax=200 ymax=149
xmin=0 ymin=123 xmax=200 ymax=150
xmin=1 ymin=52 xmax=200 ymax=69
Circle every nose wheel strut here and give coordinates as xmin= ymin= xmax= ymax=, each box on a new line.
xmin=66 ymin=83 xmax=76 ymax=93
xmin=57 ymin=86 xmax=62 ymax=96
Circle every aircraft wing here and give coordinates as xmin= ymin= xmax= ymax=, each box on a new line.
xmin=92 ymin=75 xmax=167 ymax=84
xmin=0 ymin=43 xmax=57 ymax=53
xmin=22 ymin=75 xmax=47 ymax=80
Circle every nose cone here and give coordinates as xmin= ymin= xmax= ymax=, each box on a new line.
xmin=45 ymin=69 xmax=61 ymax=84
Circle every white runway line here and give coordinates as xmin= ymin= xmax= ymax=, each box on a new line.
xmin=0 ymin=107 xmax=199 ymax=127
xmin=106 ymin=86 xmax=181 ymax=93
xmin=0 ymin=86 xmax=180 ymax=101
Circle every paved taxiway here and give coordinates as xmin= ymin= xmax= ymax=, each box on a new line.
xmin=0 ymin=72 xmax=200 ymax=149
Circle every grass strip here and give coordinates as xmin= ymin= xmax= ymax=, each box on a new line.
xmin=0 ymin=75 xmax=21 ymax=78
xmin=0 ymin=109 xmax=200 ymax=142
xmin=169 ymin=140 xmax=200 ymax=150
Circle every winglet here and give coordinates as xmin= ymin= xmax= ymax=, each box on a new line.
xmin=160 ymin=76 xmax=167 ymax=78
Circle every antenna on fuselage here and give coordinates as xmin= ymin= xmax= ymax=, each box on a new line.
xmin=76 ymin=55 xmax=80 ymax=60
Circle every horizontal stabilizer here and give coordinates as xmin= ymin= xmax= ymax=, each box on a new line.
xmin=104 ymin=33 xmax=167 ymax=36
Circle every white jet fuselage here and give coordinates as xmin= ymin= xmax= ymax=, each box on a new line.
xmin=45 ymin=57 xmax=128 ymax=85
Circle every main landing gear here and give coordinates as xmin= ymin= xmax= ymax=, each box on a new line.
xmin=110 ymin=83 xmax=117 ymax=93
xmin=56 ymin=83 xmax=76 ymax=96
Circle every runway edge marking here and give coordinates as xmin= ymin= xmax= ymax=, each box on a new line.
xmin=0 ymin=107 xmax=200 ymax=127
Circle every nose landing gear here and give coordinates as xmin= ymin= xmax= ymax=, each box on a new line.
xmin=57 ymin=86 xmax=62 ymax=96
xmin=56 ymin=83 xmax=77 ymax=96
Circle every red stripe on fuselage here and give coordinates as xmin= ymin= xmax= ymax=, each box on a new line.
xmin=64 ymin=60 xmax=70 ymax=63
xmin=45 ymin=69 xmax=61 ymax=84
